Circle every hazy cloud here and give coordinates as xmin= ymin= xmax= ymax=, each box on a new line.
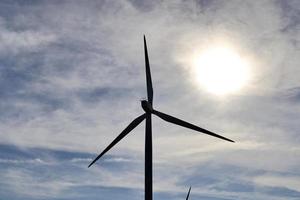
xmin=0 ymin=0 xmax=299 ymax=199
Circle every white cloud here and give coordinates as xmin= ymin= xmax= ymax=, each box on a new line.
xmin=0 ymin=0 xmax=299 ymax=199
xmin=0 ymin=17 xmax=57 ymax=56
xmin=254 ymin=174 xmax=300 ymax=192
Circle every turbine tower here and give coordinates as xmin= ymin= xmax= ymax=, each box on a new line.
xmin=88 ymin=36 xmax=234 ymax=200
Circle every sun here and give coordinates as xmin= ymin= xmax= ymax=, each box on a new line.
xmin=193 ymin=47 xmax=250 ymax=95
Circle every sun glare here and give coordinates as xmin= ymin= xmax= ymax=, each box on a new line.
xmin=193 ymin=47 xmax=250 ymax=95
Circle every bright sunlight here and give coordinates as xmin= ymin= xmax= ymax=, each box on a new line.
xmin=193 ymin=47 xmax=250 ymax=95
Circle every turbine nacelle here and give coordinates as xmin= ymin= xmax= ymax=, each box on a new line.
xmin=141 ymin=100 xmax=153 ymax=113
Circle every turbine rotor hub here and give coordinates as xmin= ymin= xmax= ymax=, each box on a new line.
xmin=141 ymin=100 xmax=153 ymax=113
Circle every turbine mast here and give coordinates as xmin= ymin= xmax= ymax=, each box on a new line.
xmin=145 ymin=113 xmax=152 ymax=200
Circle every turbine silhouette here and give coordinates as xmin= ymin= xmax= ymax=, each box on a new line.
xmin=88 ymin=36 xmax=234 ymax=200
xmin=186 ymin=187 xmax=192 ymax=200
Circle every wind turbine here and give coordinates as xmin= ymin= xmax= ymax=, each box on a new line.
xmin=186 ymin=187 xmax=192 ymax=200
xmin=88 ymin=36 xmax=234 ymax=200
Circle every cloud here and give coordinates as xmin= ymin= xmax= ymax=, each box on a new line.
xmin=0 ymin=158 xmax=48 ymax=164
xmin=0 ymin=0 xmax=299 ymax=199
xmin=254 ymin=173 xmax=300 ymax=193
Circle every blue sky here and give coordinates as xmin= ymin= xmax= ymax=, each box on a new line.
xmin=0 ymin=0 xmax=300 ymax=199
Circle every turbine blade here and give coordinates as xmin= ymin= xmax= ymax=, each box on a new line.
xmin=186 ymin=186 xmax=191 ymax=200
xmin=153 ymin=110 xmax=234 ymax=143
xmin=88 ymin=113 xmax=146 ymax=168
xmin=144 ymin=35 xmax=153 ymax=105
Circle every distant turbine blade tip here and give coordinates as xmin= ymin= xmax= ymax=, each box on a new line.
xmin=186 ymin=186 xmax=191 ymax=200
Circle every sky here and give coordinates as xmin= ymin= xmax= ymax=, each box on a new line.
xmin=0 ymin=0 xmax=299 ymax=199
